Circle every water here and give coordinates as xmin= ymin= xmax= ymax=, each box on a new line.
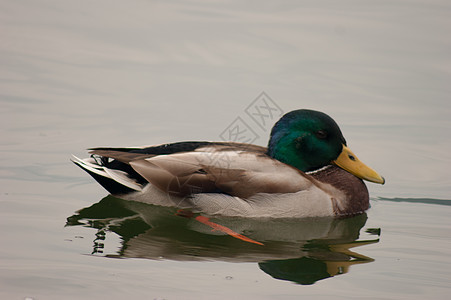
xmin=1 ymin=1 xmax=451 ymax=299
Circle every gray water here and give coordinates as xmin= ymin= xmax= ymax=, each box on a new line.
xmin=1 ymin=1 xmax=451 ymax=299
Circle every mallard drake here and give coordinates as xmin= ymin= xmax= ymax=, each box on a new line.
xmin=72 ymin=109 xmax=384 ymax=218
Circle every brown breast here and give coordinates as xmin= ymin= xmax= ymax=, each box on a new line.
xmin=309 ymin=165 xmax=370 ymax=216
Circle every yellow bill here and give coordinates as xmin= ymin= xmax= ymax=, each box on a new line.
xmin=333 ymin=145 xmax=385 ymax=184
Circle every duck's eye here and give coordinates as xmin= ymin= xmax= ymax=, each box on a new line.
xmin=315 ymin=130 xmax=328 ymax=139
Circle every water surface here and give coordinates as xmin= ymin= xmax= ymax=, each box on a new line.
xmin=1 ymin=1 xmax=450 ymax=299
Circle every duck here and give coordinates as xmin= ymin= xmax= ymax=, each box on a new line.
xmin=72 ymin=109 xmax=384 ymax=218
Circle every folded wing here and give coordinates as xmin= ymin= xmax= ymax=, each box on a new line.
xmin=85 ymin=142 xmax=314 ymax=199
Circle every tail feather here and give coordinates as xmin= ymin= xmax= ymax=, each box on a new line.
xmin=71 ymin=155 xmax=143 ymax=195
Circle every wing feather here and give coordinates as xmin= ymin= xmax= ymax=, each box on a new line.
xmin=86 ymin=142 xmax=316 ymax=200
xmin=129 ymin=150 xmax=314 ymax=199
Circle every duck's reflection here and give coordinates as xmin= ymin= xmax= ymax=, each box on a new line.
xmin=66 ymin=196 xmax=379 ymax=285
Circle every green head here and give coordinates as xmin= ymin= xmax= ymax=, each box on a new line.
xmin=267 ymin=109 xmax=346 ymax=172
